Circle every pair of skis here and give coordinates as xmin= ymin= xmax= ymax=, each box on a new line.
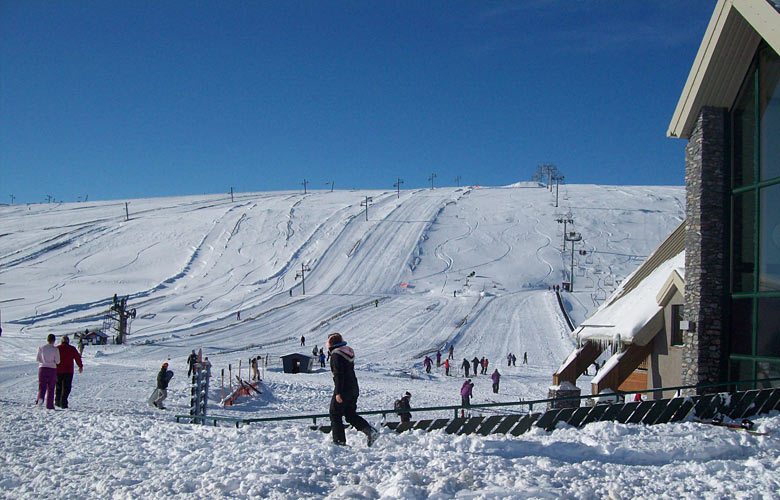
xmin=695 ymin=416 xmax=770 ymax=436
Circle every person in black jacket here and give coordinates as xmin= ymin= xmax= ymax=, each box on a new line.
xmin=154 ymin=362 xmax=173 ymax=409
xmin=327 ymin=332 xmax=378 ymax=447
xmin=394 ymin=392 xmax=412 ymax=423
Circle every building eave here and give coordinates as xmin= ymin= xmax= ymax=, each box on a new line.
xmin=668 ymin=0 xmax=780 ymax=140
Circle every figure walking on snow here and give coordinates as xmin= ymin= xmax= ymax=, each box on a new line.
xmin=187 ymin=350 xmax=197 ymax=377
xmin=507 ymin=352 xmax=512 ymax=367
xmin=423 ymin=355 xmax=432 ymax=374
xmin=36 ymin=334 xmax=60 ymax=409
xmin=55 ymin=335 xmax=83 ymax=409
xmin=444 ymin=359 xmax=450 ymax=376
xmin=471 ymin=357 xmax=480 ymax=377
xmin=153 ymin=362 xmax=173 ymax=409
xmin=327 ymin=333 xmax=378 ymax=447
xmin=300 ymin=335 xmax=305 ymax=346
xmin=448 ymin=344 xmax=454 ymax=360
xmin=512 ymin=354 xmax=517 ymax=366
xmin=436 ymin=350 xmax=441 ymax=367
xmin=461 ymin=379 xmax=474 ymax=407
xmin=523 ymin=352 xmax=528 ymax=364
xmin=461 ymin=358 xmax=470 ymax=377
xmin=491 ymin=369 xmax=501 ymax=394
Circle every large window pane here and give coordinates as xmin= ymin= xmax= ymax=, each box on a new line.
xmin=759 ymin=183 xmax=780 ymax=291
xmin=730 ymin=359 xmax=753 ymax=390
xmin=760 ymin=47 xmax=780 ymax=181
xmin=733 ymin=70 xmax=756 ymax=187
xmin=732 ymin=191 xmax=755 ymax=292
xmin=756 ymin=297 xmax=780 ymax=357
xmin=730 ymin=298 xmax=753 ymax=355
xmin=756 ymin=361 xmax=780 ymax=388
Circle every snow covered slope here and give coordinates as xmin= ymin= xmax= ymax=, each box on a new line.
xmin=3 ymin=183 xmax=780 ymax=499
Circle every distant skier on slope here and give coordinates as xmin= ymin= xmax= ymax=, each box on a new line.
xmin=327 ymin=332 xmax=378 ymax=447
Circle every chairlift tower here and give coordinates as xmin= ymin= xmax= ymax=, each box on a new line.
xmin=361 ymin=196 xmax=373 ymax=221
xmin=565 ymin=232 xmax=582 ymax=292
xmin=556 ymin=216 xmax=574 ymax=251
xmin=103 ymin=294 xmax=136 ymax=344
xmin=295 ymin=263 xmax=311 ymax=295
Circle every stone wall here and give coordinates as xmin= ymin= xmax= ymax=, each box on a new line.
xmin=682 ymin=106 xmax=729 ymax=394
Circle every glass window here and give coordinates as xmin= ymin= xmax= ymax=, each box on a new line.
xmin=759 ymin=184 xmax=780 ymax=291
xmin=756 ymin=361 xmax=780 ymax=388
xmin=732 ymin=191 xmax=755 ymax=292
xmin=730 ymin=359 xmax=754 ymax=390
xmin=760 ymin=47 xmax=780 ymax=182
xmin=670 ymin=304 xmax=684 ymax=345
xmin=733 ymin=70 xmax=756 ymax=187
xmin=730 ymin=299 xmax=753 ymax=355
xmin=756 ymin=297 xmax=780 ymax=357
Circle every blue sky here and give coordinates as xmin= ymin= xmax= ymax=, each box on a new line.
xmin=1 ymin=1 xmax=714 ymax=204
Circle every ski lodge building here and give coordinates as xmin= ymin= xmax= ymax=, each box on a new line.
xmin=555 ymin=0 xmax=780 ymax=398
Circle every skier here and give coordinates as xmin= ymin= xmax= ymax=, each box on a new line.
xmin=461 ymin=358 xmax=470 ymax=377
xmin=471 ymin=357 xmax=480 ymax=377
xmin=444 ymin=358 xmax=450 ymax=376
xmin=55 ymin=335 xmax=83 ymax=409
xmin=448 ymin=344 xmax=454 ymax=360
xmin=436 ymin=350 xmax=441 ymax=367
xmin=153 ymin=362 xmax=173 ymax=409
xmin=461 ymin=379 xmax=474 ymax=407
xmin=507 ymin=352 xmax=512 ymax=367
xmin=523 ymin=352 xmax=528 ymax=364
xmin=36 ymin=334 xmax=60 ymax=410
xmin=423 ymin=355 xmax=432 ymax=374
xmin=394 ymin=391 xmax=412 ymax=423
xmin=187 ymin=350 xmax=197 ymax=377
xmin=300 ymin=335 xmax=305 ymax=346
xmin=491 ymin=369 xmax=501 ymax=394
xmin=327 ymin=332 xmax=378 ymax=447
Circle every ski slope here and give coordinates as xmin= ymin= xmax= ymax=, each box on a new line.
xmin=1 ymin=183 xmax=686 ymax=413
xmin=6 ymin=184 xmax=774 ymax=500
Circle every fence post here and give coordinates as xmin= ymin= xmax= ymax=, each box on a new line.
xmin=189 ymin=362 xmax=211 ymax=424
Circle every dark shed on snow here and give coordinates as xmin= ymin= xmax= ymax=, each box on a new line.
xmin=280 ymin=353 xmax=314 ymax=374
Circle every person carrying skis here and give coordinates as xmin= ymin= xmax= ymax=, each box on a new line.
xmin=423 ymin=355 xmax=432 ymax=374
xmin=55 ymin=335 xmax=83 ymax=409
xmin=444 ymin=358 xmax=450 ymax=376
xmin=471 ymin=357 xmax=480 ymax=377
xmin=461 ymin=358 xmax=470 ymax=377
xmin=154 ymin=362 xmax=173 ymax=409
xmin=327 ymin=332 xmax=378 ymax=447
xmin=394 ymin=391 xmax=412 ymax=423
xmin=491 ymin=369 xmax=501 ymax=394
xmin=461 ymin=379 xmax=474 ymax=407
xmin=187 ymin=350 xmax=197 ymax=377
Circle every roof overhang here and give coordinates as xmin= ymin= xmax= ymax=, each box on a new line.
xmin=656 ymin=269 xmax=686 ymax=306
xmin=668 ymin=0 xmax=780 ymax=139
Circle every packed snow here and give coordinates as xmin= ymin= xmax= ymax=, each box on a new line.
xmin=2 ymin=183 xmax=778 ymax=499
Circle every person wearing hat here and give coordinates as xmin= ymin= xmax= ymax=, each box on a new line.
xmin=55 ymin=335 xmax=83 ymax=408
xmin=461 ymin=379 xmax=474 ymax=407
xmin=327 ymin=332 xmax=378 ymax=446
xmin=153 ymin=362 xmax=174 ymax=409
xmin=394 ymin=392 xmax=412 ymax=423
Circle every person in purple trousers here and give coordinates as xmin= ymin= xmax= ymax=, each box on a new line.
xmin=36 ymin=334 xmax=60 ymax=409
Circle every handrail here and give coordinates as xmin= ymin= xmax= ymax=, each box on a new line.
xmin=174 ymin=376 xmax=780 ymax=427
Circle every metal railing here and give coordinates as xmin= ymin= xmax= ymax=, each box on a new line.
xmin=174 ymin=377 xmax=780 ymax=428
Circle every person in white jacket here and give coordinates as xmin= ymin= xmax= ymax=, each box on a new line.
xmin=36 ymin=334 xmax=60 ymax=409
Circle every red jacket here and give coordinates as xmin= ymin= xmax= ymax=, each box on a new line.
xmin=57 ymin=343 xmax=83 ymax=374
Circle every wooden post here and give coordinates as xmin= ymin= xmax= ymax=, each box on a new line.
xmin=228 ymin=364 xmax=232 ymax=393
xmin=125 ymin=202 xmax=129 ymax=221
xmin=238 ymin=359 xmax=242 ymax=380
xmin=221 ymin=368 xmax=224 ymax=401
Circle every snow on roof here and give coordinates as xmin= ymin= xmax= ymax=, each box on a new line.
xmin=575 ymin=251 xmax=684 ymax=346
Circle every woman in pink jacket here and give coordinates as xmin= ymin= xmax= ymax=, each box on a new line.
xmin=36 ymin=334 xmax=60 ymax=409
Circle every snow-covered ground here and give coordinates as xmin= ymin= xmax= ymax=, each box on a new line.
xmin=2 ymin=183 xmax=778 ymax=499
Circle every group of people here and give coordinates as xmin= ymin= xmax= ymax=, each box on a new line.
xmin=36 ymin=334 xmax=83 ymax=410
xmin=506 ymin=352 xmax=528 ymax=366
xmin=312 ymin=346 xmax=326 ymax=368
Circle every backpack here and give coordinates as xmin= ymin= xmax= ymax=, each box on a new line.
xmin=393 ymin=399 xmax=402 ymax=410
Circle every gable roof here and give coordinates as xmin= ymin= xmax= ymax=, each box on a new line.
xmin=668 ymin=0 xmax=780 ymax=139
